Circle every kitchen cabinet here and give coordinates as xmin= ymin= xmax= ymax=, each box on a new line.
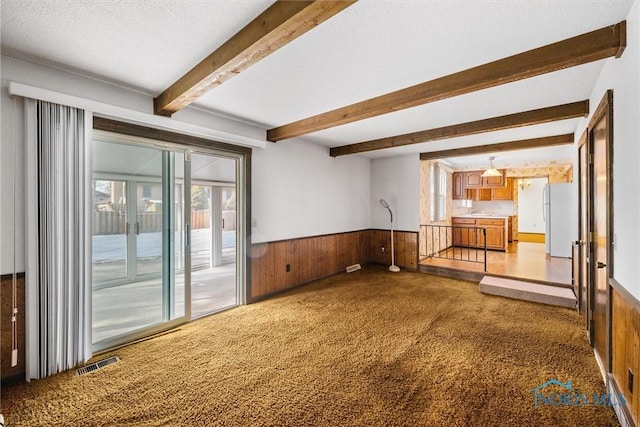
xmin=455 ymin=170 xmax=507 ymax=200
xmin=491 ymin=177 xmax=513 ymax=200
xmin=464 ymin=171 xmax=484 ymax=188
xmin=453 ymin=172 xmax=465 ymax=200
xmin=482 ymin=172 xmax=505 ymax=188
xmin=452 ymin=218 xmax=477 ymax=246
xmin=465 ymin=188 xmax=492 ymax=201
xmin=452 ymin=216 xmax=509 ymax=251
xmin=477 ymin=219 xmax=505 ymax=249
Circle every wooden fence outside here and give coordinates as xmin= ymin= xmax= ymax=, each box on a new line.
xmin=93 ymin=210 xmax=236 ymax=235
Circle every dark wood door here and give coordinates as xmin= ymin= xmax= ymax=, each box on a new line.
xmin=591 ymin=92 xmax=612 ymax=370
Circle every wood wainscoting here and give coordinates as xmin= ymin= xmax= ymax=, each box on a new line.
xmin=1 ymin=273 xmax=25 ymax=382
xmin=365 ymin=229 xmax=418 ymax=270
xmin=611 ymin=279 xmax=640 ymax=426
xmin=250 ymin=229 xmax=418 ymax=301
xmin=2 ymin=230 xmax=419 ymax=381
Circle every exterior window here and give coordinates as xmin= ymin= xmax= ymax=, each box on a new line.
xmin=430 ymin=163 xmax=447 ymax=221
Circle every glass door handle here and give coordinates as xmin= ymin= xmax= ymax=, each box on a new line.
xmin=185 ymin=224 xmax=190 ymax=247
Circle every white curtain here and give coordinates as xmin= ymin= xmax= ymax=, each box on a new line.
xmin=25 ymin=99 xmax=92 ymax=380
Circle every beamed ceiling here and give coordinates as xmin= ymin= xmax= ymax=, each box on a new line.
xmin=1 ymin=0 xmax=634 ymax=168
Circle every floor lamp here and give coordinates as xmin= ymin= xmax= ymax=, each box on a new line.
xmin=379 ymin=199 xmax=400 ymax=272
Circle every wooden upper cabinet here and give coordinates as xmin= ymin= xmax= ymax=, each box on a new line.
xmin=491 ymin=177 xmax=513 ymax=200
xmin=465 ymin=188 xmax=492 ymax=201
xmin=464 ymin=171 xmax=484 ymax=188
xmin=453 ymin=172 xmax=465 ymax=200
xmin=482 ymin=170 xmax=506 ymax=187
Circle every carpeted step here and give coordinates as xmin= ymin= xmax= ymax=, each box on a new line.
xmin=479 ymin=276 xmax=576 ymax=309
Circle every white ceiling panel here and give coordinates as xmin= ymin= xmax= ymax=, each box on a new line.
xmin=1 ymin=0 xmax=634 ymax=165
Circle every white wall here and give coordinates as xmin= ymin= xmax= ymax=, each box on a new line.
xmin=0 ymin=56 xmax=257 ymax=274
xmin=574 ymin=0 xmax=640 ymax=298
xmin=1 ymin=56 xmax=375 ymax=272
xmin=517 ymin=177 xmax=547 ymax=233
xmin=250 ymin=140 xmax=371 ymax=243
xmin=370 ymin=155 xmax=420 ymax=231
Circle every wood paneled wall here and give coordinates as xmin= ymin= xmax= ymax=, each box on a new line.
xmin=2 ymin=230 xmax=419 ymax=380
xmin=250 ymin=231 xmax=367 ymax=300
xmin=365 ymin=229 xmax=418 ymax=270
xmin=250 ymin=229 xmax=418 ymax=300
xmin=1 ymin=274 xmax=25 ymax=382
xmin=611 ymin=280 xmax=640 ymax=426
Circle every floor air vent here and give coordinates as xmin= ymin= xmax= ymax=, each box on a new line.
xmin=76 ymin=356 xmax=120 ymax=376
xmin=346 ymin=263 xmax=361 ymax=273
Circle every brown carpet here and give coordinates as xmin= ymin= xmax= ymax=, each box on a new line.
xmin=1 ymin=266 xmax=619 ymax=426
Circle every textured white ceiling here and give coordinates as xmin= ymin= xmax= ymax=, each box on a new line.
xmin=1 ymin=0 xmax=635 ymax=165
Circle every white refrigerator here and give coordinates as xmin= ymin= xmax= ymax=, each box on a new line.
xmin=543 ymin=183 xmax=576 ymax=257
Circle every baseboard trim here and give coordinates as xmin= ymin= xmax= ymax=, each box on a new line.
xmin=608 ymin=373 xmax=635 ymax=427
xmin=517 ymin=232 xmax=545 ymax=243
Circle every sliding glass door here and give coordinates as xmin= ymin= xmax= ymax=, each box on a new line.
xmin=92 ymin=140 xmax=185 ymax=348
xmin=190 ymin=153 xmax=238 ymax=318
xmin=91 ymin=132 xmax=244 ymax=350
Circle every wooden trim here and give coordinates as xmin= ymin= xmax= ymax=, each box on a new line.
xmin=253 ymin=229 xmax=372 ymax=246
xmin=93 ymin=117 xmax=252 ymax=155
xmin=517 ymin=232 xmax=545 ymax=244
xmin=610 ymin=278 xmax=640 ymax=313
xmin=154 ymin=1 xmax=356 ymax=116
xmin=0 ymin=272 xmax=25 ymax=281
xmin=586 ymin=89 xmax=614 ymax=375
xmin=330 ymin=100 xmax=589 ymax=156
xmin=419 ymin=134 xmax=574 ymax=161
xmin=578 ymin=128 xmax=588 ymax=148
xmin=268 ymin=21 xmax=626 ymax=141
xmin=607 ymin=373 xmax=635 ymax=427
xmin=590 ymin=89 xmax=615 ymax=130
xmin=367 ymin=228 xmax=419 ymax=234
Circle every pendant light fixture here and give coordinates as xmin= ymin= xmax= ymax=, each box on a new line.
xmin=481 ymin=156 xmax=502 ymax=177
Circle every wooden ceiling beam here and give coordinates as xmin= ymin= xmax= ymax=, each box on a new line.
xmin=154 ymin=1 xmax=356 ymax=117
xmin=418 ymin=134 xmax=574 ymax=161
xmin=268 ymin=21 xmax=625 ymax=142
xmin=330 ymin=100 xmax=588 ymax=156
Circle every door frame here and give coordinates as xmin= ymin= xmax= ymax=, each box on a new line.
xmin=576 ymin=130 xmax=589 ymax=335
xmin=586 ymin=89 xmax=614 ymax=375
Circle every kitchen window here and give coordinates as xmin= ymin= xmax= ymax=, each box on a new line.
xmin=430 ymin=163 xmax=447 ymax=221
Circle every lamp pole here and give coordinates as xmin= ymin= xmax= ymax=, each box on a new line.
xmin=379 ymin=199 xmax=400 ymax=272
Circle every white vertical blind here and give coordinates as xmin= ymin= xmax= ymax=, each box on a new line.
xmin=25 ymin=99 xmax=92 ymax=380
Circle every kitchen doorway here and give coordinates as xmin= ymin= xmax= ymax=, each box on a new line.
xmin=516 ymin=177 xmax=548 ymax=243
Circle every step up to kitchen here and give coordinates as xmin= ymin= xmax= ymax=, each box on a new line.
xmin=479 ymin=276 xmax=576 ymax=309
